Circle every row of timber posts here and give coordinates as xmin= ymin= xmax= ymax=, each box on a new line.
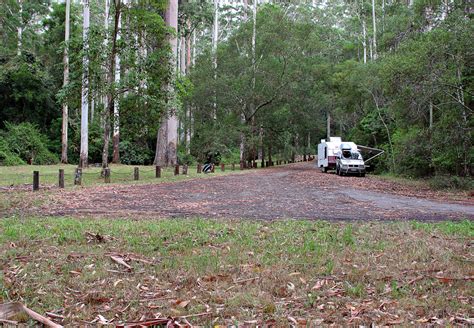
xmin=31 ymin=157 xmax=313 ymax=191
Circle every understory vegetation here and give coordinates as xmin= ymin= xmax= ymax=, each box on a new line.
xmin=0 ymin=217 xmax=472 ymax=325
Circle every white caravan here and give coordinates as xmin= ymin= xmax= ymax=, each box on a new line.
xmin=317 ymin=137 xmax=342 ymax=172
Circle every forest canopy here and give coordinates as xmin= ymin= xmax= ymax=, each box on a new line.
xmin=0 ymin=0 xmax=471 ymax=178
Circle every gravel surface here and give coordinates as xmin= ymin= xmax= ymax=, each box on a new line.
xmin=37 ymin=162 xmax=474 ymax=221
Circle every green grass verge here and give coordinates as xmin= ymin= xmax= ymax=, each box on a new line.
xmin=0 ymin=163 xmax=249 ymax=188
xmin=1 ymin=217 xmax=472 ymax=325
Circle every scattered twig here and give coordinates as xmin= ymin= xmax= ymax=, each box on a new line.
xmin=110 ymin=255 xmax=133 ymax=271
xmin=0 ymin=302 xmax=63 ymax=328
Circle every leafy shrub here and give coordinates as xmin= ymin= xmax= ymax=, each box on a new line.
xmin=119 ymin=140 xmax=152 ymax=165
xmin=392 ymin=128 xmax=433 ymax=177
xmin=220 ymin=148 xmax=241 ymax=164
xmin=2 ymin=122 xmax=58 ymax=165
xmin=0 ymin=137 xmax=25 ymax=165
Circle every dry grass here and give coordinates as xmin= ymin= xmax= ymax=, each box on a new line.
xmin=0 ymin=217 xmax=472 ymax=326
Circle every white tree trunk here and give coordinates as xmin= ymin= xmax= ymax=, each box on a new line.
xmin=103 ymin=0 xmax=109 ymax=124
xmin=17 ymin=0 xmax=22 ymax=56
xmin=212 ymin=0 xmax=219 ymax=120
xmin=112 ymin=0 xmax=122 ymax=163
xmin=155 ymin=0 xmax=179 ymax=166
xmin=79 ymin=0 xmax=90 ymax=168
xmin=167 ymin=0 xmax=179 ymax=165
xmin=371 ymin=0 xmax=377 ymax=60
xmin=240 ymin=0 xmax=249 ymax=165
xmin=61 ymin=0 xmax=71 ymax=164
xmin=362 ymin=19 xmax=367 ymax=64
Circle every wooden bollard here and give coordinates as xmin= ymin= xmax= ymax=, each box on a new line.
xmin=253 ymin=161 xmax=257 ymax=168
xmin=74 ymin=168 xmax=82 ymax=185
xmin=155 ymin=165 xmax=161 ymax=178
xmin=211 ymin=165 xmax=215 ymax=173
xmin=232 ymin=163 xmax=235 ymax=171
xmin=174 ymin=164 xmax=179 ymax=176
xmin=58 ymin=169 xmax=65 ymax=188
xmin=266 ymin=161 xmax=269 ymax=167
xmin=182 ymin=164 xmax=188 ymax=175
xmin=104 ymin=168 xmax=111 ymax=183
xmin=134 ymin=167 xmax=139 ymax=180
xmin=197 ymin=164 xmax=202 ymax=173
xmin=261 ymin=160 xmax=264 ymax=168
xmin=220 ymin=163 xmax=225 ymax=172
xmin=240 ymin=162 xmax=244 ymax=170
xmin=33 ymin=171 xmax=39 ymax=191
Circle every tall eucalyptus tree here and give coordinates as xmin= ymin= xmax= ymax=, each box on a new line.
xmin=61 ymin=0 xmax=71 ymax=163
xmin=79 ymin=0 xmax=90 ymax=168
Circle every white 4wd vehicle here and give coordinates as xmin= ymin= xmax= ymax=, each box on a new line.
xmin=336 ymin=143 xmax=366 ymax=177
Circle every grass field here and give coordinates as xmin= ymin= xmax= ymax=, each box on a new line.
xmin=0 ymin=163 xmax=247 ymax=188
xmin=1 ymin=217 xmax=472 ymax=326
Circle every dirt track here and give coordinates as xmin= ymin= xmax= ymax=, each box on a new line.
xmin=36 ymin=162 xmax=474 ymax=221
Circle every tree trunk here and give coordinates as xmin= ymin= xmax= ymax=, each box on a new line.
xmin=102 ymin=0 xmax=121 ymax=170
xmin=362 ymin=19 xmax=367 ymax=64
xmin=61 ymin=0 xmax=71 ymax=164
xmin=456 ymin=66 xmax=469 ymax=176
xmin=154 ymin=0 xmax=178 ymax=166
xmin=112 ymin=0 xmax=123 ymax=164
xmin=326 ymin=111 xmax=331 ymax=139
xmin=186 ymin=23 xmax=191 ymax=74
xmin=268 ymin=142 xmax=272 ymax=167
xmin=192 ymin=30 xmax=196 ymax=66
xmin=154 ymin=118 xmax=168 ymax=166
xmin=371 ymin=0 xmax=377 ymax=60
xmin=212 ymin=0 xmax=219 ymax=120
xmin=17 ymin=0 xmax=22 ymax=56
xmin=79 ymin=0 xmax=91 ymax=168
xmin=185 ymin=25 xmax=191 ymax=154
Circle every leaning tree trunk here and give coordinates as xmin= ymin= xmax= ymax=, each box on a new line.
xmin=79 ymin=0 xmax=91 ymax=168
xmin=61 ymin=0 xmax=71 ymax=164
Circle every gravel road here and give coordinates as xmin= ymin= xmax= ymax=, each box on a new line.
xmin=40 ymin=162 xmax=474 ymax=220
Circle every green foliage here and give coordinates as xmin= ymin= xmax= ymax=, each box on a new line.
xmin=428 ymin=175 xmax=473 ymax=191
xmin=1 ymin=122 xmax=57 ymax=165
xmin=392 ymin=128 xmax=433 ymax=177
xmin=0 ymin=55 xmax=58 ymax=134
xmin=0 ymin=136 xmax=25 ymax=166
xmin=177 ymin=145 xmax=196 ymax=165
xmin=119 ymin=140 xmax=153 ymax=165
